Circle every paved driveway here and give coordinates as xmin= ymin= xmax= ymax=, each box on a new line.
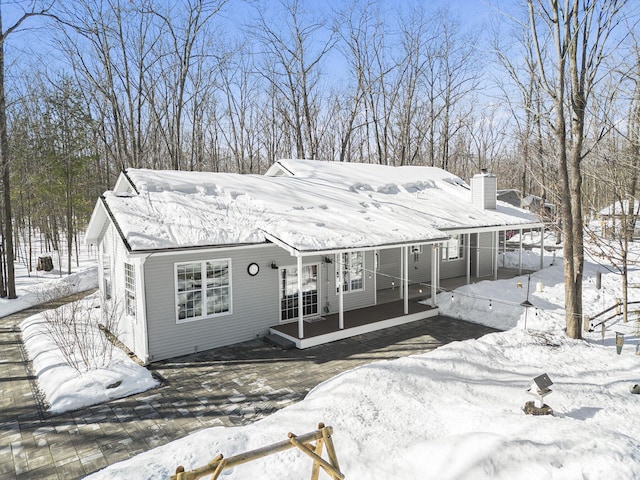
xmin=0 ymin=297 xmax=498 ymax=479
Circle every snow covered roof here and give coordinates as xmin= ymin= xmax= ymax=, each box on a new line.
xmin=86 ymin=160 xmax=542 ymax=253
xmin=268 ymin=160 xmax=540 ymax=231
xmin=599 ymin=199 xmax=640 ymax=216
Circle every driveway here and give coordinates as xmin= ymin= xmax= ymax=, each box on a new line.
xmin=0 ymin=297 xmax=498 ymax=479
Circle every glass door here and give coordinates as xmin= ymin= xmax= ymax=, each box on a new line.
xmin=280 ymin=264 xmax=319 ymax=322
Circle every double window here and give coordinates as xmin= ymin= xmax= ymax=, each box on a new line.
xmin=176 ymin=259 xmax=231 ymax=322
xmin=336 ymin=251 xmax=364 ymax=293
xmin=442 ymin=234 xmax=465 ymax=261
xmin=124 ymin=263 xmax=136 ymax=318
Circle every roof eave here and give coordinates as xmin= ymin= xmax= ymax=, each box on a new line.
xmin=261 ymin=230 xmax=448 ymax=257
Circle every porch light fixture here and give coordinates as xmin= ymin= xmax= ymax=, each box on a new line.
xmin=270 ymin=261 xmax=278 ymax=269
xmin=323 ymin=256 xmax=333 ymax=264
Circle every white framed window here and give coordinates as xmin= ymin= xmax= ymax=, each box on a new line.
xmin=442 ymin=235 xmax=465 ymax=261
xmin=102 ymin=253 xmax=112 ymax=300
xmin=124 ymin=262 xmax=136 ymax=318
xmin=175 ymin=259 xmax=232 ymax=323
xmin=336 ymin=251 xmax=365 ymax=293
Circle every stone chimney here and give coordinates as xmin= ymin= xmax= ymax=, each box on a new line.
xmin=471 ymin=169 xmax=497 ymax=210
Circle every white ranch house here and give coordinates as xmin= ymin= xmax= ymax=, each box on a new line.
xmin=85 ymin=159 xmax=544 ymax=363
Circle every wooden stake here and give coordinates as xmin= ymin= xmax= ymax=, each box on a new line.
xmin=289 ymin=434 xmax=344 ymax=480
xmin=169 ymin=425 xmax=342 ymax=480
xmin=310 ymin=437 xmax=324 ymax=480
xmin=322 ymin=426 xmax=341 ymax=473
xmin=209 ymin=458 xmax=226 ymax=480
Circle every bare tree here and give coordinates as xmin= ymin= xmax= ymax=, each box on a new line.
xmin=144 ymin=0 xmax=226 ymax=170
xmin=0 ymin=1 xmax=62 ymax=298
xmin=526 ymin=0 xmax=627 ymax=338
xmin=254 ymin=0 xmax=335 ymax=160
xmin=333 ymin=0 xmax=377 ymax=163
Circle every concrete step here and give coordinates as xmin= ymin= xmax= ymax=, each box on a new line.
xmin=264 ymin=334 xmax=296 ymax=350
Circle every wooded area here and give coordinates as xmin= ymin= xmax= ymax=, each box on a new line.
xmin=0 ymin=0 xmax=638 ymax=338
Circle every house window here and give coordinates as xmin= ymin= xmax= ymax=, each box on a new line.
xmin=336 ymin=251 xmax=364 ymax=293
xmin=176 ymin=259 xmax=231 ymax=322
xmin=442 ymin=235 xmax=465 ymax=261
xmin=102 ymin=253 xmax=112 ymax=300
xmin=124 ymin=262 xmax=136 ymax=318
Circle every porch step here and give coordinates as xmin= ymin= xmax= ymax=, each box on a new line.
xmin=264 ymin=334 xmax=296 ymax=350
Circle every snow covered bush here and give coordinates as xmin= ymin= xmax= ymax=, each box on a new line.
xmin=40 ymin=285 xmax=121 ymax=372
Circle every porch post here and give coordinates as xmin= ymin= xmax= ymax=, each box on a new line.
xmin=539 ymin=225 xmax=544 ymax=271
xmin=297 ymin=255 xmax=304 ymax=339
xmin=373 ymin=250 xmax=378 ymax=305
xmin=431 ymin=244 xmax=438 ymax=307
xmin=518 ymin=228 xmax=523 ymax=276
xmin=502 ymin=230 xmax=506 ymax=268
xmin=338 ymin=255 xmax=344 ymax=330
xmin=466 ymin=233 xmax=471 ymax=285
xmin=404 ymin=246 xmax=409 ymax=315
xmin=399 ymin=247 xmax=404 ymax=300
xmin=494 ymin=230 xmax=499 ymax=280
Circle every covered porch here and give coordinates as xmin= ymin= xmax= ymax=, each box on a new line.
xmin=265 ymin=219 xmax=544 ymax=350
xmin=269 ymin=297 xmax=438 ymax=349
xmin=269 ymin=267 xmax=532 ymax=349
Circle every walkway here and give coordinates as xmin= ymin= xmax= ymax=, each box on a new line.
xmin=0 ymin=297 xmax=498 ymax=479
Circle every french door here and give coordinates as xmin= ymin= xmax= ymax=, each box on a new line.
xmin=280 ymin=264 xmax=319 ymax=322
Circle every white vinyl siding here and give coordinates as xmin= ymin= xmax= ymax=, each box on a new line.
xmin=142 ymin=246 xmax=377 ymax=362
xmin=124 ymin=262 xmax=136 ymax=318
xmin=175 ymin=259 xmax=232 ymax=323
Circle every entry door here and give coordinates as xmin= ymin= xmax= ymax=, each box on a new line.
xmin=280 ymin=264 xmax=319 ymax=322
xmin=476 ymin=232 xmax=494 ymax=277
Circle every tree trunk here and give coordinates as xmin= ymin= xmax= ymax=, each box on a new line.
xmin=0 ymin=12 xmax=16 ymax=299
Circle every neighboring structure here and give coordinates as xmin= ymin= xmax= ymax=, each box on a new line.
xmin=85 ymin=160 xmax=543 ymax=362
xmin=498 ymin=189 xmax=555 ymax=219
xmin=521 ymin=194 xmax=555 ymax=219
xmin=598 ymin=199 xmax=640 ymax=239
xmin=497 ymin=189 xmax=521 ymax=208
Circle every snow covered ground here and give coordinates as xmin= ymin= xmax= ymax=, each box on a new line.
xmin=1 ymin=246 xmax=98 ymax=316
xmin=3 ymin=243 xmax=159 ymax=414
xmin=20 ymin=292 xmax=159 ymax=414
xmin=83 ymin=244 xmax=640 ymax=480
